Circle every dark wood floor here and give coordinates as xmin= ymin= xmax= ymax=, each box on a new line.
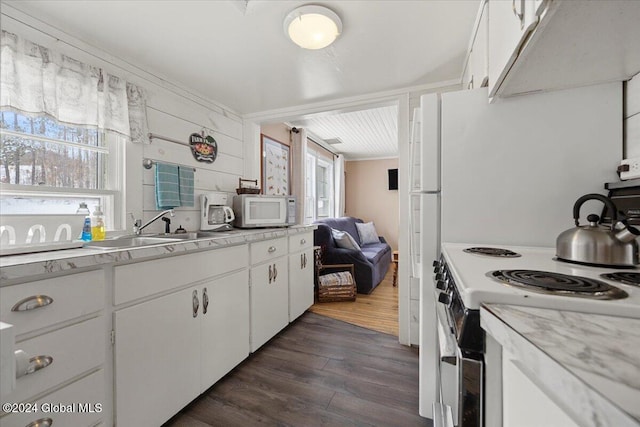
xmin=164 ymin=312 xmax=432 ymax=427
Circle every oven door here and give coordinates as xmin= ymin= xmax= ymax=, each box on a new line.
xmin=435 ymin=301 xmax=484 ymax=427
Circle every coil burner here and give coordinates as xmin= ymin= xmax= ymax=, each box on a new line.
xmin=463 ymin=247 xmax=521 ymax=258
xmin=601 ymin=272 xmax=640 ymax=287
xmin=490 ymin=269 xmax=628 ymax=299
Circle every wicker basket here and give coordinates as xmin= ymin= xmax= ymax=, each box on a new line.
xmin=317 ymin=267 xmax=356 ymax=302
xmin=236 ymin=178 xmax=261 ymax=195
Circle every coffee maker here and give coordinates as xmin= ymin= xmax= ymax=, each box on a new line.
xmin=200 ymin=192 xmax=235 ymax=231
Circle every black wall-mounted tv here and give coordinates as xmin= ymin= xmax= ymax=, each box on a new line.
xmin=388 ymin=168 xmax=398 ymax=190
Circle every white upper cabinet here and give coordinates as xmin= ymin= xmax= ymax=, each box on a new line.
xmin=463 ymin=0 xmax=489 ymax=90
xmin=488 ymin=0 xmax=541 ymax=98
xmin=490 ymin=0 xmax=640 ymax=99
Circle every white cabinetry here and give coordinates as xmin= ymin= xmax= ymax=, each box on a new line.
xmin=113 ymin=245 xmax=249 ymax=427
xmin=463 ymin=0 xmax=488 ymax=90
xmin=488 ymin=0 xmax=541 ymax=98
xmin=288 ymin=232 xmax=314 ymax=322
xmin=0 ymin=270 xmax=105 ymax=427
xmin=489 ymin=1 xmax=640 ymax=99
xmin=250 ymin=237 xmax=289 ymax=352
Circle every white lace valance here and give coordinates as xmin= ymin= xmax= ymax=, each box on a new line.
xmin=0 ymin=30 xmax=148 ymax=143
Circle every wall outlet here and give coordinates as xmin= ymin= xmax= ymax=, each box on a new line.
xmin=619 ymin=158 xmax=640 ymax=180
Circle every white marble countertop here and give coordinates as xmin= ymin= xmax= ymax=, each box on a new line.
xmin=481 ymin=304 xmax=640 ymax=427
xmin=0 ymin=225 xmax=316 ymax=284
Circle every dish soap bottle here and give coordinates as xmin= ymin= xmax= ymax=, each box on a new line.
xmin=77 ymin=202 xmax=92 ymax=241
xmin=91 ymin=205 xmax=106 ymax=241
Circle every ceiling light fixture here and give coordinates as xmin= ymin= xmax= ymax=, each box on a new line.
xmin=283 ymin=5 xmax=342 ymax=50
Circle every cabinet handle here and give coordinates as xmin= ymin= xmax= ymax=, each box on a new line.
xmin=11 ymin=295 xmax=53 ymax=312
xmin=273 ymin=264 xmax=278 ymax=281
xmin=300 ymin=238 xmax=306 ymax=245
xmin=301 ymin=253 xmax=304 ymax=269
xmin=304 ymin=253 xmax=308 ymax=268
xmin=192 ymin=290 xmax=199 ymax=318
xmin=512 ymin=0 xmax=524 ymax=27
xmin=15 ymin=352 xmax=53 ymax=378
xmin=202 ymin=287 xmax=209 ymax=315
xmin=467 ymin=75 xmax=474 ymax=90
xmin=268 ymin=246 xmax=276 ymax=253
xmin=25 ymin=418 xmax=53 ymax=427
xmin=268 ymin=264 xmax=273 ymax=284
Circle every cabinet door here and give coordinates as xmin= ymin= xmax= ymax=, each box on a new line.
xmin=288 ymin=249 xmax=314 ymax=322
xmin=114 ymin=287 xmax=200 ymax=427
xmin=200 ymin=270 xmax=250 ymax=392
xmin=250 ymin=257 xmax=289 ymax=352
xmin=488 ymin=0 xmax=538 ymax=97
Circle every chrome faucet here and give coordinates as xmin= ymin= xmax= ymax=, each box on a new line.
xmin=132 ymin=209 xmax=175 ymax=235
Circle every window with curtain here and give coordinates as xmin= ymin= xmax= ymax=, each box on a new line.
xmin=0 ymin=30 xmax=148 ymax=230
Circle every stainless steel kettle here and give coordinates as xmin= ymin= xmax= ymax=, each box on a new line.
xmin=556 ymin=193 xmax=640 ymax=267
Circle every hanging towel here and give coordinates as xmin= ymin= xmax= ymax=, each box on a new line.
xmin=155 ymin=162 xmax=180 ymax=209
xmin=179 ymin=166 xmax=195 ymax=207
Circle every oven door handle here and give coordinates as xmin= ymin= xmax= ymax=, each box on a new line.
xmin=435 ymin=301 xmax=457 ymax=365
xmin=432 ymin=402 xmax=455 ymax=427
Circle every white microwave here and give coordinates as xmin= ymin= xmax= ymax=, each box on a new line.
xmin=232 ymin=195 xmax=296 ymax=228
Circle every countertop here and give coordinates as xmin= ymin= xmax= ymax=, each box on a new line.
xmin=0 ymin=226 xmax=316 ymax=284
xmin=481 ymin=304 xmax=640 ymax=427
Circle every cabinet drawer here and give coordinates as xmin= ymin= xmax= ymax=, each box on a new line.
xmin=288 ymin=231 xmax=313 ymax=253
xmin=2 ymin=316 xmax=104 ymax=406
xmin=250 ymin=237 xmax=287 ymax=265
xmin=114 ymin=244 xmax=248 ymax=305
xmin=0 ymin=369 xmax=104 ymax=427
xmin=0 ymin=270 xmax=104 ymax=337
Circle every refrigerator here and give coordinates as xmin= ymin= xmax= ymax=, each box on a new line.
xmin=414 ymin=83 xmax=622 ymax=419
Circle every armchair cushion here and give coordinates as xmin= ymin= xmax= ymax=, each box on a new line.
xmin=355 ymin=221 xmax=380 ymax=245
xmin=332 ymin=228 xmax=361 ymax=250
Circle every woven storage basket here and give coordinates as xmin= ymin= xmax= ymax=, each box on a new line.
xmin=318 ymin=270 xmax=356 ymax=302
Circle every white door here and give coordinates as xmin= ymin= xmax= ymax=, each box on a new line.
xmin=200 ymin=270 xmax=250 ymax=392
xmin=114 ymin=287 xmax=200 ymax=427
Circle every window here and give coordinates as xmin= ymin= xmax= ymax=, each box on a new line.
xmin=0 ymin=111 xmax=123 ymax=229
xmin=305 ymin=148 xmax=334 ymax=223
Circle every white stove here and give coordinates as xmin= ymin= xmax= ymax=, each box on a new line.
xmin=441 ymin=242 xmax=640 ymax=319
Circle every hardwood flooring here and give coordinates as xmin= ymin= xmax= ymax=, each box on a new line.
xmin=309 ymin=268 xmax=399 ymax=336
xmin=164 ymin=313 xmax=431 ymax=427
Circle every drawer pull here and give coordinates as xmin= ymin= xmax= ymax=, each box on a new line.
xmin=273 ymin=264 xmax=278 ymax=281
xmin=268 ymin=264 xmax=273 ymax=284
xmin=28 ymin=355 xmax=53 ymax=375
xmin=26 ymin=418 xmax=53 ymax=427
xmin=12 ymin=295 xmax=54 ymax=312
xmin=268 ymin=246 xmax=276 ymax=253
xmin=300 ymin=238 xmax=306 ymax=245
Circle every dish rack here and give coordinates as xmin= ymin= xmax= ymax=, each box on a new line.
xmin=236 ymin=178 xmax=261 ymax=195
xmin=0 ymin=214 xmax=86 ymax=256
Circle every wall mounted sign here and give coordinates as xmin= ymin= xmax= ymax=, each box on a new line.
xmin=189 ymin=132 xmax=218 ymax=163
xmin=261 ymin=134 xmax=289 ymax=195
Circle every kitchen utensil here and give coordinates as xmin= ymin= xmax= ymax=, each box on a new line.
xmin=556 ymin=193 xmax=640 ymax=267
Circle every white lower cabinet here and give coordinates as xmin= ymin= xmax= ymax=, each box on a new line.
xmin=114 ymin=267 xmax=250 ymax=427
xmin=200 ymin=270 xmax=249 ymax=392
xmin=249 ymin=237 xmax=289 ymax=352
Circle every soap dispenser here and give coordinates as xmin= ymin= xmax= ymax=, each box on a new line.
xmin=91 ymin=205 xmax=106 ymax=241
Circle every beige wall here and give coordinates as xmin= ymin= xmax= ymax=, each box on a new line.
xmin=261 ymin=123 xmax=291 ymax=146
xmin=345 ymin=158 xmax=399 ymax=250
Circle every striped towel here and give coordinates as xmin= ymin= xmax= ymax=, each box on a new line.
xmin=179 ymin=166 xmax=195 ymax=207
xmin=155 ymin=162 xmax=180 ymax=209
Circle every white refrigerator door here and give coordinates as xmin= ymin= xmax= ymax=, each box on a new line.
xmin=418 ymin=192 xmax=440 ymax=418
xmin=418 ymin=93 xmax=441 ymax=192
xmin=440 ymin=83 xmax=621 ymax=247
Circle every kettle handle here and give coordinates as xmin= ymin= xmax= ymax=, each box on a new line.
xmin=573 ymin=193 xmax=618 ymax=226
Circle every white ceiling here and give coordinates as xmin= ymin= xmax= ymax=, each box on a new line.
xmin=3 ymin=0 xmax=480 ymax=159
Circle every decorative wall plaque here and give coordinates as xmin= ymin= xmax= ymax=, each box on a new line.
xmin=189 ymin=132 xmax=218 ymax=163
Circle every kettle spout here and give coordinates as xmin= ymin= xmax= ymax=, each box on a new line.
xmin=614 ymin=221 xmax=640 ymax=243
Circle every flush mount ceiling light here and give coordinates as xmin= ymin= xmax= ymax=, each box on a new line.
xmin=283 ymin=5 xmax=342 ymax=50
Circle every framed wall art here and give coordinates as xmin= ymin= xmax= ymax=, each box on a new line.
xmin=261 ymin=134 xmax=290 ymax=195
